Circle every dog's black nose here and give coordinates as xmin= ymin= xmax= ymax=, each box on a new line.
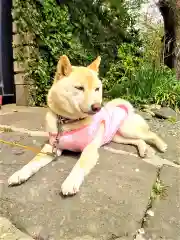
xmin=91 ymin=103 xmax=101 ymax=112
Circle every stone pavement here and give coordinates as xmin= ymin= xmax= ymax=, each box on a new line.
xmin=0 ymin=104 xmax=180 ymax=240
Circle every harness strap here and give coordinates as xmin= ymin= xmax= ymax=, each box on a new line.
xmin=51 ymin=115 xmax=85 ymax=156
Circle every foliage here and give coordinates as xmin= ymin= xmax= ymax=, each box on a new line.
xmin=140 ymin=23 xmax=164 ymax=66
xmin=13 ymin=0 xmax=137 ymax=105
xmin=103 ymin=40 xmax=143 ymax=91
xmin=104 ymin=22 xmax=180 ymax=110
xmin=66 ymin=0 xmax=132 ymax=75
xmin=14 ymin=0 xmax=179 ymax=109
xmin=106 ymin=64 xmax=180 ymax=109
xmin=14 ymin=0 xmax=88 ymax=105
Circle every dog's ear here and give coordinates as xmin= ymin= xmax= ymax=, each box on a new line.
xmin=54 ymin=55 xmax=72 ymax=82
xmin=87 ymin=56 xmax=101 ymax=72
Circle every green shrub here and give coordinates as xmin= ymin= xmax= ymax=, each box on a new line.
xmin=104 ymin=23 xmax=180 ymax=110
xmin=14 ymin=0 xmax=90 ymax=105
xmin=14 ymin=0 xmax=136 ymax=106
xmin=103 ymin=42 xmax=143 ymax=91
xmin=15 ymin=0 xmax=178 ymax=109
xmin=106 ymin=63 xmax=180 ymax=109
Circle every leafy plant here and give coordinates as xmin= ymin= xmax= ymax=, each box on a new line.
xmin=103 ymin=41 xmax=143 ymax=91
xmin=104 ymin=22 xmax=180 ymax=110
xmin=106 ymin=62 xmax=180 ymax=108
xmin=13 ymin=0 xmax=138 ymax=106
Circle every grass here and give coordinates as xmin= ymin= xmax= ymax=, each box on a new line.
xmin=168 ymin=117 xmax=177 ymax=124
xmin=151 ymin=179 xmax=168 ymax=200
xmin=141 ymin=169 xmax=168 ymax=228
xmin=105 ymin=63 xmax=180 ymax=110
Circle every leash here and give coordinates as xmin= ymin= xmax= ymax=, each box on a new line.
xmin=0 ymin=138 xmax=55 ymax=157
xmin=0 ymin=116 xmax=65 ymax=157
xmin=0 ymin=116 xmax=69 ymax=158
xmin=0 ymin=115 xmax=84 ymax=158
xmin=52 ymin=115 xmax=63 ymax=157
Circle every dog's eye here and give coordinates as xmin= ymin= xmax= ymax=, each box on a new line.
xmin=95 ymin=87 xmax=100 ymax=92
xmin=75 ymin=86 xmax=84 ymax=91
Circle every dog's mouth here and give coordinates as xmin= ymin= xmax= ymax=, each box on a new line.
xmin=80 ymin=109 xmax=94 ymax=115
xmin=81 ymin=109 xmax=101 ymax=115
xmin=84 ymin=111 xmax=96 ymax=115
xmin=80 ymin=103 xmax=102 ymax=115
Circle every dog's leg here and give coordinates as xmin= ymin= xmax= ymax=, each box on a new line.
xmin=8 ymin=144 xmax=59 ymax=186
xmin=112 ymin=135 xmax=148 ymax=157
xmin=118 ymin=113 xmax=167 ymax=153
xmin=61 ymin=123 xmax=104 ymax=195
xmin=136 ymin=130 xmax=167 ymax=153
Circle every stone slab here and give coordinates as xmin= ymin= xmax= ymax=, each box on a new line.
xmin=13 ymin=33 xmax=35 ymax=46
xmin=152 ymin=107 xmax=177 ymax=119
xmin=144 ymin=165 xmax=180 ymax=240
xmin=14 ymin=62 xmax=26 ymax=73
xmin=13 ymin=46 xmax=38 ymax=60
xmin=147 ymin=117 xmax=180 ymax=165
xmin=0 ymin=104 xmax=47 ymax=115
xmin=0 ymin=217 xmax=33 ymax=240
xmin=1 ymin=110 xmax=47 ymax=131
xmin=0 ymin=132 xmax=46 ymax=165
xmin=15 ymin=84 xmax=30 ymax=106
xmin=0 ymin=132 xmax=157 ymax=240
xmin=12 ymin=22 xmax=18 ymax=34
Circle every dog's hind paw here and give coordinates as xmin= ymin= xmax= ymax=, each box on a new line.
xmin=138 ymin=140 xmax=148 ymax=158
xmin=159 ymin=142 xmax=168 ymax=153
xmin=8 ymin=169 xmax=31 ymax=186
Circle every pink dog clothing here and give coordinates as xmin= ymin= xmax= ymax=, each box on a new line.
xmin=49 ymin=105 xmax=129 ymax=152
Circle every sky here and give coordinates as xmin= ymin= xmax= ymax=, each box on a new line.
xmin=140 ymin=0 xmax=163 ymax=24
xmin=133 ymin=0 xmax=163 ymax=30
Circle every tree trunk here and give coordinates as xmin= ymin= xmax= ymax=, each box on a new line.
xmin=158 ymin=0 xmax=180 ymax=79
xmin=158 ymin=0 xmax=176 ymax=69
xmin=175 ymin=0 xmax=180 ymax=79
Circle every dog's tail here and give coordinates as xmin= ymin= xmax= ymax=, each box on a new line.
xmin=104 ymin=98 xmax=135 ymax=114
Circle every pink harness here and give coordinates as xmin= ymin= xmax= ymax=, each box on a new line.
xmin=49 ymin=105 xmax=129 ymax=152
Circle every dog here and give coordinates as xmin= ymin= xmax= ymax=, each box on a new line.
xmin=8 ymin=55 xmax=167 ymax=195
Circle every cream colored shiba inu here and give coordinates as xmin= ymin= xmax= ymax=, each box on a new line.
xmin=8 ymin=55 xmax=167 ymax=195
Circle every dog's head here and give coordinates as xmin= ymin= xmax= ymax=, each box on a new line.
xmin=48 ymin=55 xmax=102 ymax=118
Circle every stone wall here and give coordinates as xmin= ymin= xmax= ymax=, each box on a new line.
xmin=12 ymin=5 xmax=37 ymax=106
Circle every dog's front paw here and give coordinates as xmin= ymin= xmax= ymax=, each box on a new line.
xmin=61 ymin=169 xmax=84 ymax=196
xmin=8 ymin=169 xmax=31 ymax=186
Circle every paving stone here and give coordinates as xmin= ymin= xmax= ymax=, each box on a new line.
xmin=1 ymin=105 xmax=180 ymax=240
xmin=1 ymin=111 xmax=46 ymax=131
xmin=0 ymin=217 xmax=33 ymax=240
xmin=0 ymin=132 xmax=157 ymax=240
xmin=144 ymin=166 xmax=180 ymax=240
xmin=152 ymin=107 xmax=177 ymax=119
